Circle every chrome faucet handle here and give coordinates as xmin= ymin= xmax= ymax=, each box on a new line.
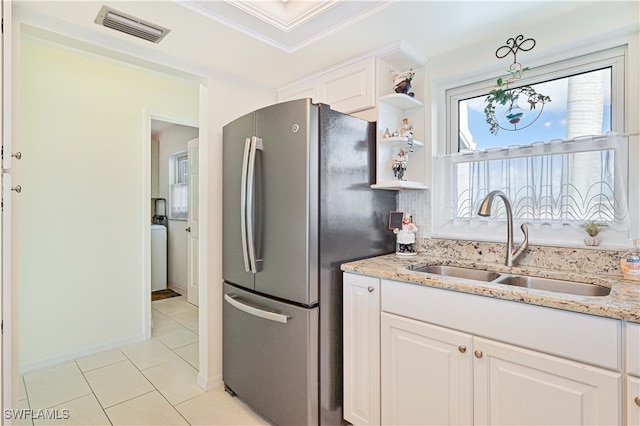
xmin=512 ymin=223 xmax=529 ymax=264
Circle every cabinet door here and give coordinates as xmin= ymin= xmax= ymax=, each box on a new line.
xmin=629 ymin=375 xmax=640 ymax=426
xmin=343 ymin=273 xmax=380 ymax=425
xmin=320 ymin=58 xmax=375 ymax=113
xmin=381 ymin=312 xmax=473 ymax=425
xmin=277 ymin=81 xmax=319 ymax=104
xmin=474 ymin=337 xmax=621 ymax=425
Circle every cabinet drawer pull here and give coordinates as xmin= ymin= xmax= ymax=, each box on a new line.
xmin=458 ymin=345 xmax=467 ymax=353
xmin=474 ymin=350 xmax=483 ymax=359
xmin=367 ymin=286 xmax=374 ymax=293
xmin=635 ymin=396 xmax=640 ymax=407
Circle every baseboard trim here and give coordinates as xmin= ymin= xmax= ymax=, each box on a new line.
xmin=20 ymin=333 xmax=145 ymax=374
xmin=197 ymin=372 xmax=222 ymax=391
xmin=168 ymin=282 xmax=187 ymax=296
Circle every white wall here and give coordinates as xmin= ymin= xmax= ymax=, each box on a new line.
xmin=17 ymin=35 xmax=200 ymax=370
xmin=198 ymin=79 xmax=277 ymax=389
xmin=154 ymin=123 xmax=198 ymax=291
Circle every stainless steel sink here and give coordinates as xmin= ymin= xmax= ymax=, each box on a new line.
xmin=409 ymin=265 xmax=611 ymax=297
xmin=493 ymin=275 xmax=611 ymax=296
xmin=411 ymin=265 xmax=501 ymax=282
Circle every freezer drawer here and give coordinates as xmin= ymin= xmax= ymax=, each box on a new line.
xmin=223 ymin=283 xmax=319 ymax=425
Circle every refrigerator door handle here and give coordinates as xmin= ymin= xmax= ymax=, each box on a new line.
xmin=245 ymin=136 xmax=263 ymax=273
xmin=240 ymin=137 xmax=252 ymax=272
xmin=224 ymin=293 xmax=291 ymax=324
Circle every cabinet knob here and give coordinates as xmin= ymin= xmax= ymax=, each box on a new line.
xmin=458 ymin=345 xmax=467 ymax=353
xmin=474 ymin=350 xmax=483 ymax=359
xmin=635 ymin=396 xmax=640 ymax=407
xmin=12 ymin=152 xmax=21 ymax=160
xmin=367 ymin=286 xmax=374 ymax=293
xmin=11 ymin=185 xmax=21 ymax=193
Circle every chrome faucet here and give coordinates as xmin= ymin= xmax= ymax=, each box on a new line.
xmin=477 ymin=190 xmax=529 ymax=267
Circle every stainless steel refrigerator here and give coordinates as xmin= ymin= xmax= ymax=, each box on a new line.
xmin=222 ymin=99 xmax=396 ymax=425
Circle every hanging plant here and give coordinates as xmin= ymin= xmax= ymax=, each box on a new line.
xmin=484 ymin=67 xmax=551 ymax=135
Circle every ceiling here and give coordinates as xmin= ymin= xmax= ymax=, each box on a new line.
xmin=14 ymin=1 xmax=600 ymax=90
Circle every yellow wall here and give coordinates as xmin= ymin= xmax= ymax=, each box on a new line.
xmin=17 ymin=35 xmax=200 ymax=369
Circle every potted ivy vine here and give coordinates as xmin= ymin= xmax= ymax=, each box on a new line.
xmin=484 ymin=67 xmax=551 ymax=135
xmin=580 ymin=220 xmax=608 ymax=246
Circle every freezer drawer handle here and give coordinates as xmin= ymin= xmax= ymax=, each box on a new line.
xmin=224 ymin=294 xmax=291 ymax=324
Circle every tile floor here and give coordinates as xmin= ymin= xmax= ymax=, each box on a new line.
xmin=18 ymin=295 xmax=269 ymax=425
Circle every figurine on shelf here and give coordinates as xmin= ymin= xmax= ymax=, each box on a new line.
xmin=390 ymin=68 xmax=415 ymax=97
xmin=394 ymin=213 xmax=418 ymax=256
xmin=392 ymin=149 xmax=407 ymax=181
xmin=383 ymin=127 xmax=391 ymax=138
xmin=400 ymin=118 xmax=413 ymax=138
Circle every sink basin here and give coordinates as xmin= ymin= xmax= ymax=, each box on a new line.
xmin=412 ymin=265 xmax=501 ymax=282
xmin=494 ymin=275 xmax=611 ymax=296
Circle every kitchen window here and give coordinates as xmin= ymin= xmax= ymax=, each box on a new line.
xmin=170 ymin=151 xmax=188 ymax=220
xmin=433 ymin=47 xmax=633 ymax=247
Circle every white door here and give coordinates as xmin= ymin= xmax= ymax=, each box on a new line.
xmin=381 ymin=312 xmax=473 ymax=426
xmin=628 ymin=375 xmax=640 ymax=426
xmin=2 ymin=0 xmax=15 ymax=417
xmin=473 ymin=336 xmax=621 ymax=425
xmin=343 ymin=273 xmax=380 ymax=426
xmin=186 ymin=138 xmax=199 ymax=306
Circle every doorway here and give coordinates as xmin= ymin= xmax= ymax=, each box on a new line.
xmin=150 ymin=120 xmax=199 ymax=306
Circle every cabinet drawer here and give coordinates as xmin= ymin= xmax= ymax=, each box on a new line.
xmin=382 ymin=279 xmax=622 ymax=370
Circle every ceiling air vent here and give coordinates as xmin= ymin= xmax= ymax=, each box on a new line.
xmin=94 ymin=6 xmax=170 ymax=43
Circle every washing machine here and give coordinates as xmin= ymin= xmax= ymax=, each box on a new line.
xmin=151 ymin=224 xmax=167 ymax=291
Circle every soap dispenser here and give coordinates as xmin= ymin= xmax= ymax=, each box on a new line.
xmin=620 ymin=239 xmax=640 ymax=281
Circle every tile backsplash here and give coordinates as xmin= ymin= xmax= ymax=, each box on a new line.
xmin=398 ymin=189 xmax=430 ymax=237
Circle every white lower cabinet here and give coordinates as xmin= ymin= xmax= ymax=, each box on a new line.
xmin=628 ymin=375 xmax=640 ymax=425
xmin=343 ymin=273 xmax=380 ymax=426
xmin=343 ymin=273 xmax=628 ymax=425
xmin=627 ymin=322 xmax=640 ymax=425
xmin=381 ymin=312 xmax=473 ymax=425
xmin=473 ymin=336 xmax=621 ymax=425
xmin=380 ymin=312 xmax=620 ymax=425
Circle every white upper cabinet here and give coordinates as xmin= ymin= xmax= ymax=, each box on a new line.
xmin=278 ymin=43 xmax=428 ymax=190
xmin=277 ymin=57 xmax=375 ymax=114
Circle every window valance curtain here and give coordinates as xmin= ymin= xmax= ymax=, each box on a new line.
xmin=433 ymin=133 xmax=631 ymax=233
xmin=170 ymin=183 xmax=188 ymax=219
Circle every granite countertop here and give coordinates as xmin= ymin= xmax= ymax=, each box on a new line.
xmin=341 ymin=253 xmax=640 ymax=323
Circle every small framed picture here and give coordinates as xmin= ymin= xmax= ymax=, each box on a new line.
xmin=388 ymin=211 xmax=404 ymax=230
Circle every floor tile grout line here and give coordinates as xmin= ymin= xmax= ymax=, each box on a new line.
xmin=152 ymin=384 xmax=193 ymax=426
xmin=76 ymin=349 xmax=128 ymax=374
xmin=75 ymin=359 xmax=115 ymax=425
xmin=100 ymin=388 xmax=157 ymax=411
xmin=22 ymin=298 xmax=208 ymax=425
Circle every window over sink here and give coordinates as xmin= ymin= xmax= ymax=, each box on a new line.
xmin=433 ymin=46 xmax=635 ymax=247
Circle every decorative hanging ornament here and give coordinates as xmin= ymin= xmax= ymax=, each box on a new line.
xmin=484 ymin=35 xmax=551 ymax=135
